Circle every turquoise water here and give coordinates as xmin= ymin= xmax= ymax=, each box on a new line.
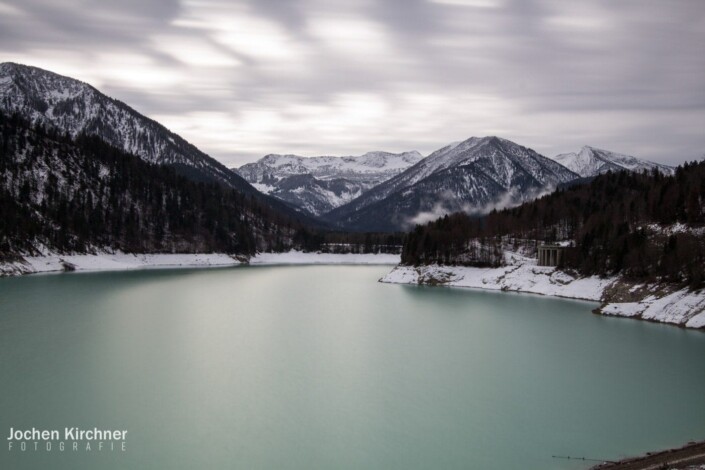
xmin=0 ymin=265 xmax=704 ymax=469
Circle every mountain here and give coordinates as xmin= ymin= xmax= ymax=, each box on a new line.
xmin=234 ymin=151 xmax=423 ymax=216
xmin=0 ymin=62 xmax=328 ymax=228
xmin=0 ymin=112 xmax=313 ymax=256
xmin=552 ymin=146 xmax=674 ymax=177
xmin=324 ymin=136 xmax=579 ymax=232
xmin=401 ymin=160 xmax=705 ymax=289
xmin=0 ymin=62 xmax=262 ymax=193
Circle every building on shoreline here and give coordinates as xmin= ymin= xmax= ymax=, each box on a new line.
xmin=537 ymin=244 xmax=565 ymax=267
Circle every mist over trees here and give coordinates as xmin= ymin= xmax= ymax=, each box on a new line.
xmin=403 ymin=163 xmax=705 ymax=287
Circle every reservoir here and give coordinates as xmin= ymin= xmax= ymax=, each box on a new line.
xmin=1 ymin=265 xmax=704 ymax=469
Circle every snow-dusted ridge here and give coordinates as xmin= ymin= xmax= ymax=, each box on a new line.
xmin=239 ymin=151 xmax=424 ymax=180
xmin=235 ymin=151 xmax=423 ymax=216
xmin=325 ymin=136 xmax=579 ymax=232
xmin=552 ymin=146 xmax=674 ymax=178
xmin=381 ymin=261 xmax=705 ymax=329
xmin=0 ymin=62 xmax=254 ymax=194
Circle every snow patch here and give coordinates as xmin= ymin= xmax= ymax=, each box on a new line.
xmin=600 ymin=302 xmax=644 ymax=317
xmin=382 ymin=263 xmax=705 ymax=329
xmin=252 ymin=183 xmax=276 ymax=194
xmin=1 ymin=252 xmax=242 ymax=276
xmin=381 ymin=264 xmax=609 ymax=301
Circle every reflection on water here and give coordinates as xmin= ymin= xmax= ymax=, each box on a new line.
xmin=1 ymin=265 xmax=704 ymax=470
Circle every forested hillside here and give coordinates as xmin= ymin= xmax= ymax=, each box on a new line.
xmin=0 ymin=112 xmax=404 ymax=258
xmin=0 ymin=112 xmax=310 ymax=256
xmin=402 ymin=163 xmax=705 ymax=287
xmin=0 ymin=62 xmax=253 ymax=193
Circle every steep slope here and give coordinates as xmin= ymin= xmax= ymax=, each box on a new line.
xmin=325 ymin=136 xmax=578 ymax=232
xmin=0 ymin=112 xmax=306 ymax=256
xmin=0 ymin=62 xmax=259 ymax=193
xmin=258 ymin=174 xmax=365 ymax=216
xmin=553 ymin=146 xmax=674 ymax=177
xmin=0 ymin=62 xmax=326 ymax=227
xmin=235 ymin=151 xmax=423 ymax=216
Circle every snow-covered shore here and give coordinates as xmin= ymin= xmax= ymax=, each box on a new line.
xmin=381 ymin=264 xmax=610 ymax=301
xmin=0 ymin=250 xmax=401 ymax=276
xmin=0 ymin=252 xmax=243 ymax=276
xmin=600 ymin=289 xmax=705 ymax=329
xmin=249 ymin=251 xmax=400 ymax=265
xmin=381 ymin=264 xmax=705 ymax=329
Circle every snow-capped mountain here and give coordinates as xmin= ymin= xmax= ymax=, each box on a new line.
xmin=324 ymin=136 xmax=579 ymax=232
xmin=553 ymin=146 xmax=674 ymax=177
xmin=0 ymin=112 xmax=317 ymax=256
xmin=235 ymin=151 xmax=423 ymax=216
xmin=0 ymin=62 xmax=254 ymax=193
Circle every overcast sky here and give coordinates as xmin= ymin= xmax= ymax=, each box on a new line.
xmin=1 ymin=0 xmax=704 ymax=167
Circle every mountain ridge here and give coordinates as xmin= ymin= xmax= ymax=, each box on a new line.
xmin=323 ymin=136 xmax=579 ymax=231
xmin=0 ymin=111 xmax=310 ymax=256
xmin=552 ymin=145 xmax=674 ymax=177
xmin=0 ymin=62 xmax=251 ymax=191
xmin=235 ymin=150 xmax=423 ymax=216
xmin=0 ymin=62 xmax=327 ymax=227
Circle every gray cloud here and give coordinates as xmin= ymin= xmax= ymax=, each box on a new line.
xmin=1 ymin=0 xmax=704 ymax=166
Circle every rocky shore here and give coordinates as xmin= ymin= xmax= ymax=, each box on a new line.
xmin=589 ymin=439 xmax=705 ymax=470
xmin=381 ymin=262 xmax=705 ymax=329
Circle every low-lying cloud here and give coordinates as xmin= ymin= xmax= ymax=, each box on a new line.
xmin=407 ymin=185 xmax=557 ymax=228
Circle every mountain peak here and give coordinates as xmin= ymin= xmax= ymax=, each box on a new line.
xmin=0 ymin=62 xmax=17 ymax=72
xmin=324 ymin=136 xmax=579 ymax=231
xmin=580 ymin=145 xmax=612 ymax=155
xmin=0 ymin=62 xmax=92 ymax=90
xmin=2 ymin=62 xmax=34 ymax=73
xmin=0 ymin=61 xmax=262 ymax=196
xmin=553 ymin=146 xmax=674 ymax=177
xmin=0 ymin=62 xmax=30 ymax=75
xmin=235 ymin=149 xmax=424 ymax=216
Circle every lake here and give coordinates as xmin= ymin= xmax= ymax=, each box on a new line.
xmin=1 ymin=265 xmax=704 ymax=469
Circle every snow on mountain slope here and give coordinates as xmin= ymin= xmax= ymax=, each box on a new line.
xmin=0 ymin=62 xmax=254 ymax=193
xmin=239 ymin=151 xmax=423 ymax=181
xmin=324 ymin=136 xmax=578 ymax=231
xmin=553 ymin=146 xmax=674 ymax=177
xmin=234 ymin=151 xmax=423 ymax=216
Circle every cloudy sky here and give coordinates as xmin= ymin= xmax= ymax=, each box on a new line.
xmin=1 ymin=0 xmax=704 ymax=167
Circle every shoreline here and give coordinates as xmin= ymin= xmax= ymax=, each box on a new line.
xmin=381 ymin=264 xmax=705 ymax=330
xmin=0 ymin=252 xmax=244 ymax=277
xmin=249 ymin=251 xmax=400 ymax=266
xmin=0 ymin=251 xmax=401 ymax=277
xmin=5 ymin=251 xmax=702 ymax=329
xmin=589 ymin=439 xmax=705 ymax=470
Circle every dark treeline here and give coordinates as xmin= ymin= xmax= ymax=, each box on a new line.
xmin=0 ymin=112 xmax=402 ymax=258
xmin=403 ymin=163 xmax=705 ymax=287
xmin=295 ymin=229 xmax=404 ymax=254
xmin=0 ymin=112 xmax=307 ymax=255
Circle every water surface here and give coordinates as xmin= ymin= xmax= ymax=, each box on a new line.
xmin=1 ymin=265 xmax=704 ymax=469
